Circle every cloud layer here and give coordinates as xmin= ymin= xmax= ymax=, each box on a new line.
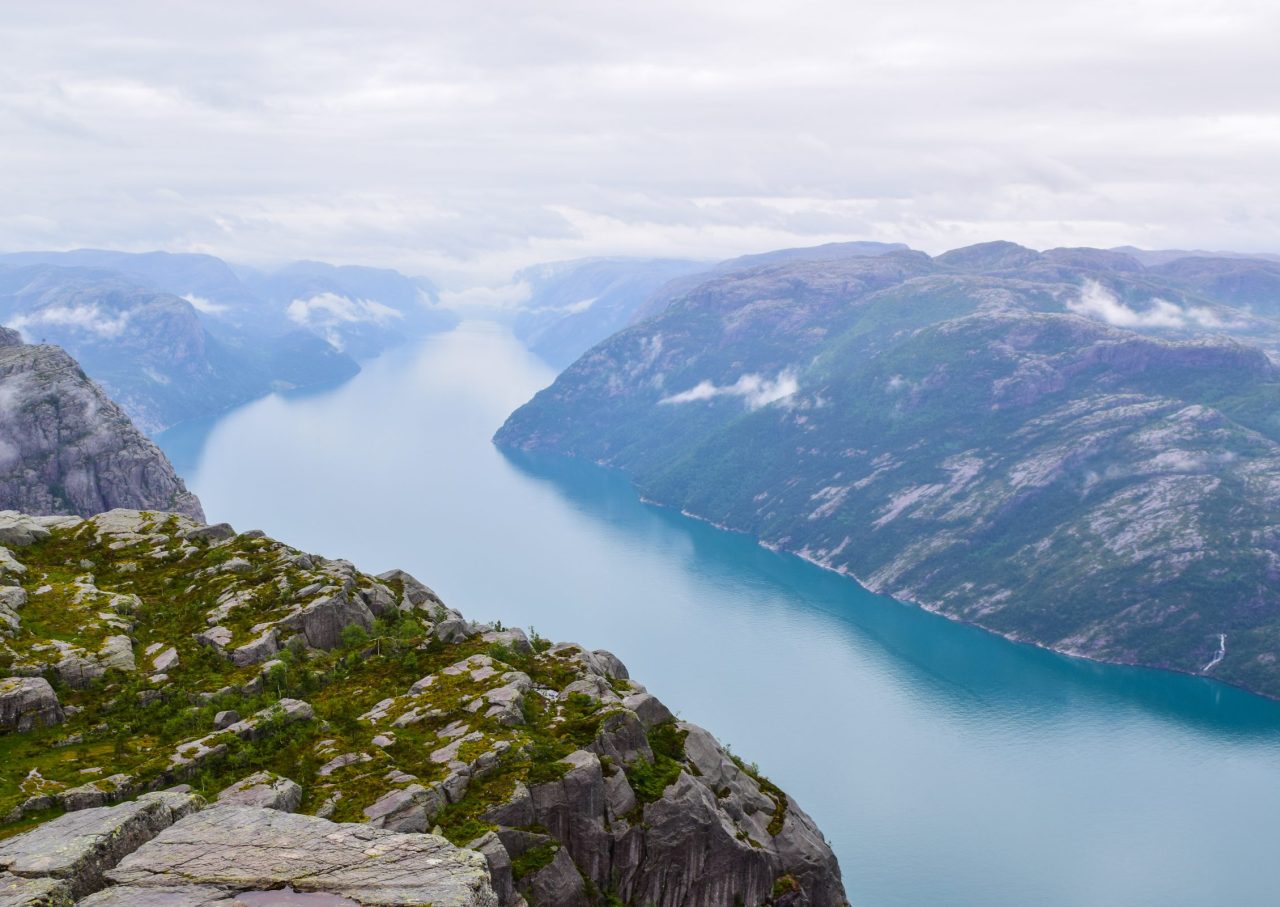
xmin=1 ymin=1 xmax=1279 ymax=285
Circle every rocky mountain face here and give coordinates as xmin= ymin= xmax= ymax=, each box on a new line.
xmin=0 ymin=510 xmax=845 ymax=906
xmin=0 ymin=329 xmax=203 ymax=520
xmin=0 ymin=251 xmax=459 ymax=431
xmin=496 ymin=241 xmax=1280 ymax=699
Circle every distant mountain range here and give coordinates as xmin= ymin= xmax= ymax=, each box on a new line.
xmin=0 ymin=250 xmax=457 ymax=432
xmin=513 ymin=258 xmax=710 ymax=369
xmin=497 ymin=240 xmax=1280 ymax=699
xmin=511 ymin=242 xmax=913 ymax=368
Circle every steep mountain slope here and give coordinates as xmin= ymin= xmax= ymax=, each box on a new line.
xmin=0 ymin=510 xmax=845 ymax=907
xmin=0 ymin=328 xmax=202 ymax=520
xmin=496 ymin=242 xmax=1280 ymax=699
xmin=513 ymin=258 xmax=709 ymax=368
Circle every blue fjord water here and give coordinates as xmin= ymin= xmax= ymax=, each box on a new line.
xmin=158 ymin=322 xmax=1280 ymax=907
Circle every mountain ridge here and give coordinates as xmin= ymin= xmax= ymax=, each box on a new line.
xmin=496 ymin=240 xmax=1280 ymax=700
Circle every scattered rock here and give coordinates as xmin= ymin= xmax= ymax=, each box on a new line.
xmin=194 ymin=626 xmax=232 ymax=652
xmin=152 ymin=649 xmax=179 ymax=673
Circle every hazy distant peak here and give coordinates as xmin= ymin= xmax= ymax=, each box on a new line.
xmin=935 ymin=240 xmax=1043 ymax=272
xmin=1041 ymin=247 xmax=1145 ymax=273
xmin=715 ymin=240 xmax=911 ymax=273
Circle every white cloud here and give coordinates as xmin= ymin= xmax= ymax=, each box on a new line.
xmin=7 ymin=304 xmax=131 ymax=339
xmin=181 ymin=293 xmax=230 ymax=315
xmin=438 ymin=281 xmax=532 ymax=312
xmin=1067 ymin=280 xmax=1239 ymax=330
xmin=2 ymin=2 xmax=1280 ymax=283
xmin=285 ymin=292 xmax=403 ymax=327
xmin=661 ymin=370 xmax=798 ymax=410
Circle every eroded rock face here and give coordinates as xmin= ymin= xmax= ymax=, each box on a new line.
xmin=0 ymin=791 xmax=201 ymax=899
xmin=0 ymin=331 xmax=203 ymax=521
xmin=106 ymin=807 xmax=497 ymax=907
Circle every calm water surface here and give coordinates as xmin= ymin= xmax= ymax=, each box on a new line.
xmin=159 ymin=323 xmax=1280 ymax=907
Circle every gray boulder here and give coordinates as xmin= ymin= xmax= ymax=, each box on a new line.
xmin=106 ymin=807 xmax=497 ymax=907
xmin=376 ymin=567 xmax=443 ymax=609
xmin=0 ymin=790 xmax=201 ymax=899
xmin=0 ymin=678 xmax=64 ymax=731
xmin=288 ymin=591 xmax=374 ymax=650
xmin=0 ymin=873 xmax=71 ymax=907
xmin=214 ymin=772 xmax=302 ymax=812
xmin=622 ymin=691 xmax=674 ymax=730
xmin=0 ymin=514 xmax=49 ymax=548
xmin=180 ymin=523 xmax=235 ymax=545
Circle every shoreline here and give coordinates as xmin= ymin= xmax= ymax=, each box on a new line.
xmin=634 ymin=481 xmax=1277 ymax=704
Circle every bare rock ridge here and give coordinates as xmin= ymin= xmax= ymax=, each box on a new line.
xmin=0 ymin=328 xmax=203 ymax=521
xmin=0 ymin=510 xmax=846 ymax=906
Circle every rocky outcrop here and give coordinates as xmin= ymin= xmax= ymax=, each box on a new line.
xmin=105 ymin=807 xmax=495 ymax=906
xmin=0 ymin=791 xmax=201 ymax=899
xmin=0 ymin=872 xmax=72 ymax=907
xmin=0 ymin=330 xmax=203 ymax=520
xmin=0 ymin=512 xmax=847 ymax=906
xmin=0 ymin=677 xmax=63 ymax=732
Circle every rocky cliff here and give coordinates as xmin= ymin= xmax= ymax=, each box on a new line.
xmin=496 ymin=242 xmax=1280 ymax=700
xmin=0 ymin=510 xmax=845 ymax=906
xmin=0 ymin=330 xmax=203 ymax=520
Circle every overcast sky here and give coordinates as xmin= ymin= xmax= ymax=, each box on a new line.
xmin=2 ymin=1 xmax=1278 ymax=286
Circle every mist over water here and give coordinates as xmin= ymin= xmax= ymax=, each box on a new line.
xmin=159 ymin=323 xmax=1280 ymax=907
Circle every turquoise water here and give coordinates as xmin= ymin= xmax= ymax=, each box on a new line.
xmin=158 ymin=323 xmax=1280 ymax=907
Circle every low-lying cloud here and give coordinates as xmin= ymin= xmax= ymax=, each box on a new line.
xmin=182 ymin=293 xmax=230 ymax=316
xmin=660 ymin=370 xmax=798 ymax=410
xmin=8 ymin=304 xmax=131 ymax=339
xmin=1067 ymin=280 xmax=1236 ymax=331
xmin=286 ymin=293 xmax=403 ymax=327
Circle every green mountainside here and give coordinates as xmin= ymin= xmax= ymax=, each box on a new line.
xmin=496 ymin=243 xmax=1280 ymax=698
